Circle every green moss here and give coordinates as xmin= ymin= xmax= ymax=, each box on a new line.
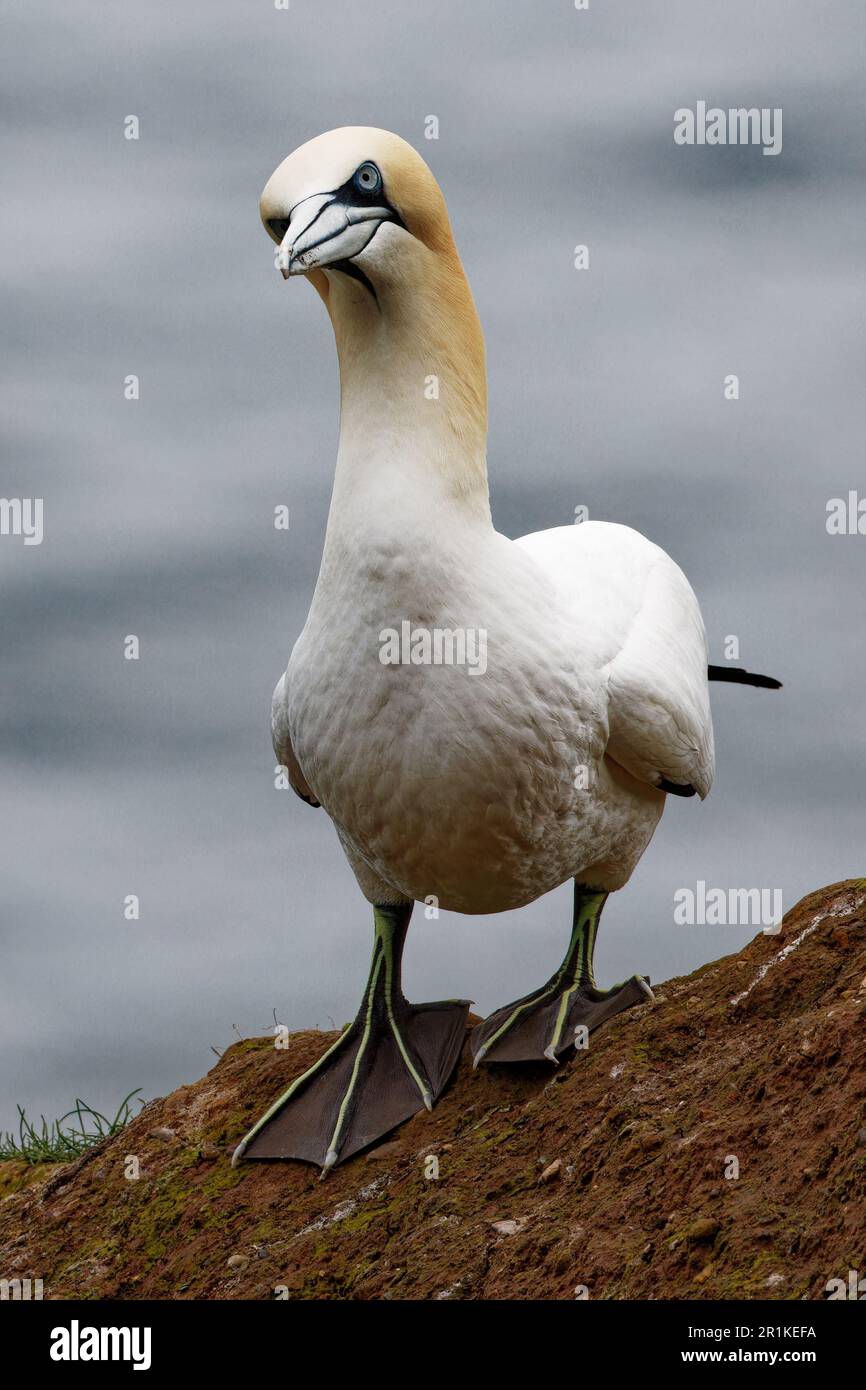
xmin=121 ymin=1154 xmax=232 ymax=1264
xmin=229 ymin=1038 xmax=270 ymax=1056
xmin=0 ymin=1160 xmax=60 ymax=1198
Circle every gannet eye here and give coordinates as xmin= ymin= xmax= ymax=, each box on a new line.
xmin=353 ymin=162 xmax=382 ymax=195
xmin=265 ymin=216 xmax=290 ymax=244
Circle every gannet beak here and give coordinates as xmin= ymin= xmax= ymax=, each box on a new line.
xmin=273 ymin=193 xmax=393 ymax=280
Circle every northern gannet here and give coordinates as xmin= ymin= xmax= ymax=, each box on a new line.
xmin=233 ymin=128 xmax=780 ymax=1174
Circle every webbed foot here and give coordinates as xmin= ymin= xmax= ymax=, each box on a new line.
xmin=232 ymin=905 xmax=470 ymax=1174
xmin=471 ymin=885 xmax=654 ymax=1066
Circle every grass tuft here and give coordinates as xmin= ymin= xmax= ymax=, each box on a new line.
xmin=0 ymin=1090 xmax=142 ymax=1164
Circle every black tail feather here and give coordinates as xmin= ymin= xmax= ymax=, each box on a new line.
xmin=708 ymin=664 xmax=782 ymax=690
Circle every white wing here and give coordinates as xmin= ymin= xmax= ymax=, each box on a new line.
xmin=517 ymin=521 xmax=715 ymax=798
xmin=272 ymin=671 xmax=320 ymax=808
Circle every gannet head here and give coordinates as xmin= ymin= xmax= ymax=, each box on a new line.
xmin=259 ymin=127 xmax=456 ymax=305
xmin=260 ymin=127 xmax=488 ymax=481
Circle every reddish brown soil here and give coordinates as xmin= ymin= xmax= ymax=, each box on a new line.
xmin=2 ymin=879 xmax=865 ymax=1300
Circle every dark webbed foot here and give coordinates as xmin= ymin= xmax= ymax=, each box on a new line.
xmin=471 ymin=886 xmax=654 ymax=1066
xmin=232 ymin=905 xmax=470 ymax=1175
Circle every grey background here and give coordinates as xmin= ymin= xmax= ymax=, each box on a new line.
xmin=2 ymin=0 xmax=864 ymax=1135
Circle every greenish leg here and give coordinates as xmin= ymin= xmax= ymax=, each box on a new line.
xmin=322 ymin=906 xmax=432 ymax=1169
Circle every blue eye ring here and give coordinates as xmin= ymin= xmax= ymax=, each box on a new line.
xmin=354 ymin=161 xmax=382 ymax=195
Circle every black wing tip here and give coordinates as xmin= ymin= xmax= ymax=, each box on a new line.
xmin=657 ymin=778 xmax=698 ymax=797
xmin=708 ymin=665 xmax=782 ymax=690
xmin=293 ymin=788 xmax=321 ymax=808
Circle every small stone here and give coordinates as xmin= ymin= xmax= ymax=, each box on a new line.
xmin=640 ymin=1241 xmax=653 ymax=1262
xmin=433 ymin=1280 xmax=463 ymax=1300
xmin=540 ymin=1159 xmax=561 ymax=1183
xmin=694 ymin=1264 xmax=713 ymax=1285
xmin=765 ymin=1272 xmax=786 ymax=1288
xmin=855 ymin=1127 xmax=866 ymax=1148
xmin=226 ymin=1254 xmax=248 ymax=1271
xmin=685 ymin=1217 xmax=720 ymax=1245
xmin=149 ymin=1127 xmax=175 ymax=1141
xmin=490 ymin=1219 xmax=523 ymax=1236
